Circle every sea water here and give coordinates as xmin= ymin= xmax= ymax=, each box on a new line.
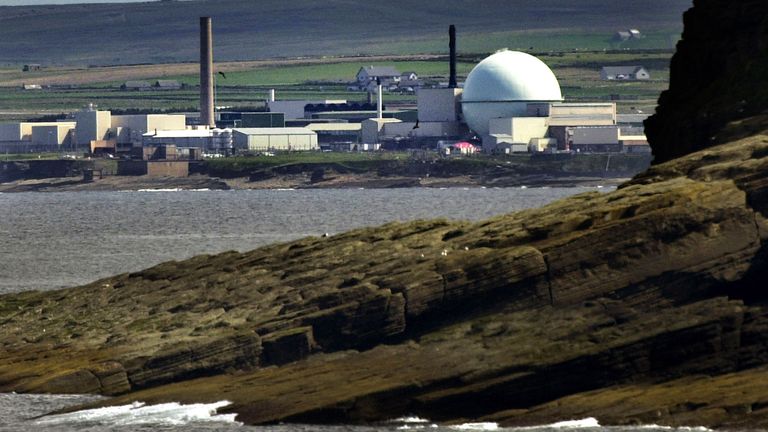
xmin=0 ymin=187 xmax=605 ymax=294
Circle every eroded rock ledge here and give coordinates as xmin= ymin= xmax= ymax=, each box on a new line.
xmin=1 ymin=129 xmax=768 ymax=428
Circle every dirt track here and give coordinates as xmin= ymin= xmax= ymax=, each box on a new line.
xmin=0 ymin=54 xmax=442 ymax=87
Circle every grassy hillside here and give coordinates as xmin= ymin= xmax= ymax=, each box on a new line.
xmin=0 ymin=0 xmax=690 ymax=66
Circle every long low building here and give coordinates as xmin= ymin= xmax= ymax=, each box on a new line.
xmin=233 ymin=128 xmax=318 ymax=151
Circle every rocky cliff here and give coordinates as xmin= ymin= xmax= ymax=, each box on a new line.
xmin=3 ymin=0 xmax=768 ymax=427
xmin=1 ymin=130 xmax=768 ymax=427
xmin=645 ymin=0 xmax=768 ymax=163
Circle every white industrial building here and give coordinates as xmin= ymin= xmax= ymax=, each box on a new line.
xmin=74 ymin=110 xmax=186 ymax=149
xmin=0 ymin=121 xmax=76 ymax=151
xmin=142 ymin=128 xmax=233 ymax=152
xmin=233 ymin=128 xmax=318 ymax=151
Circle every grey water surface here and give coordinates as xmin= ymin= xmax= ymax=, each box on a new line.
xmin=0 ymin=187 xmax=602 ymax=294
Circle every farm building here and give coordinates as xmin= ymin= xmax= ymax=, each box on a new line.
xmin=356 ymin=66 xmax=401 ymax=88
xmin=153 ymin=80 xmax=182 ymax=90
xmin=600 ymin=66 xmax=650 ymax=81
xmin=121 ymin=81 xmax=152 ymax=91
xmin=233 ymin=128 xmax=318 ymax=152
xmin=613 ymin=29 xmax=642 ymax=42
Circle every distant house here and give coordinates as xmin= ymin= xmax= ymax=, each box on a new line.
xmin=600 ymin=66 xmax=650 ymax=81
xmin=613 ymin=29 xmax=642 ymax=42
xmin=121 ymin=81 xmax=152 ymax=91
xmin=399 ymin=71 xmax=422 ymax=89
xmin=356 ymin=66 xmax=401 ymax=88
xmin=22 ymin=64 xmax=41 ymax=72
xmin=154 ymin=80 xmax=182 ymax=90
xmin=22 ymin=84 xmax=42 ymax=90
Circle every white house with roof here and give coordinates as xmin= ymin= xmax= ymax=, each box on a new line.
xmin=600 ymin=66 xmax=650 ymax=81
xmin=356 ymin=66 xmax=401 ymax=88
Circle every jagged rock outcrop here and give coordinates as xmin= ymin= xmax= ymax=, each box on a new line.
xmin=645 ymin=0 xmax=768 ymax=163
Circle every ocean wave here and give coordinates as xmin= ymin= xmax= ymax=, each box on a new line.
xmin=34 ymin=400 xmax=240 ymax=426
xmin=391 ymin=416 xmax=431 ymax=423
xmin=449 ymin=422 xmax=500 ymax=430
xmin=134 ymin=188 xmax=212 ymax=192
xmin=510 ymin=418 xmax=600 ymax=430
xmin=628 ymin=425 xmax=713 ymax=432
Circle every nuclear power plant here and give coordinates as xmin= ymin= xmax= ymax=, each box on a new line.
xmin=0 ymin=19 xmax=649 ymax=157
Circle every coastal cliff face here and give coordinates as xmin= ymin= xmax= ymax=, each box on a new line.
xmin=3 ymin=0 xmax=768 ymax=428
xmin=645 ymin=0 xmax=768 ymax=163
xmin=1 ymin=131 xmax=768 ymax=427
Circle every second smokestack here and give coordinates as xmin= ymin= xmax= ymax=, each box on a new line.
xmin=449 ymin=24 xmax=457 ymax=89
xmin=200 ymin=17 xmax=215 ymax=128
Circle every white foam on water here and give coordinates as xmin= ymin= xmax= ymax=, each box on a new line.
xmin=548 ymin=418 xmax=601 ymax=428
xmin=449 ymin=422 xmax=500 ymax=431
xmin=34 ymin=400 xmax=240 ymax=426
xmin=627 ymin=425 xmax=714 ymax=432
xmin=392 ymin=416 xmax=432 ymax=423
xmin=511 ymin=418 xmax=601 ymax=430
xmin=133 ymin=188 xmax=213 ymax=192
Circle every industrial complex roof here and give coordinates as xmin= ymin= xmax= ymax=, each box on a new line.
xmin=233 ymin=127 xmax=316 ymax=135
xmin=305 ymin=123 xmax=361 ymax=131
xmin=143 ymin=129 xmax=216 ymax=138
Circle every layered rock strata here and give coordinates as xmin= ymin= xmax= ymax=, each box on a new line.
xmin=1 ymin=131 xmax=768 ymax=427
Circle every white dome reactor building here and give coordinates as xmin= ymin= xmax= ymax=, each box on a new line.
xmin=461 ymin=50 xmax=563 ymax=136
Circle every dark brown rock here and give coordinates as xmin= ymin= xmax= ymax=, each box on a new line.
xmin=645 ymin=0 xmax=768 ymax=163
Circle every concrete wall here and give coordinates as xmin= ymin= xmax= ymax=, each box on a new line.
xmin=235 ymin=130 xmax=318 ymax=151
xmin=112 ymin=114 xmax=186 ymax=146
xmin=489 ymin=117 xmax=549 ymax=142
xmin=75 ymin=111 xmax=111 ymax=146
xmin=0 ymin=124 xmax=22 ymax=142
xmin=417 ymin=88 xmax=462 ymax=122
xmin=381 ymin=121 xmax=461 ymax=139
xmin=571 ymin=126 xmax=620 ymax=145
xmin=548 ymin=103 xmax=616 ymax=126
xmin=268 ymin=100 xmax=346 ymax=120
xmin=147 ymin=161 xmax=189 ymax=177
xmin=146 ymin=115 xmax=186 ymax=133
xmin=30 ymin=124 xmax=74 ymax=147
xmin=362 ymin=118 xmax=401 ymax=143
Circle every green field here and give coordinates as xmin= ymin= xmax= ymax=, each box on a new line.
xmin=0 ymin=49 xmax=670 ymax=119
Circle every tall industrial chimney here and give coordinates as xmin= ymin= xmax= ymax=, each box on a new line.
xmin=449 ymin=25 xmax=457 ymax=89
xmin=376 ymin=78 xmax=383 ymax=119
xmin=200 ymin=17 xmax=215 ymax=128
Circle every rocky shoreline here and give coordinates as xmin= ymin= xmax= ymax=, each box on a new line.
xmin=0 ymin=131 xmax=767 ymax=428
xmin=0 ymin=172 xmax=628 ymax=192
xmin=3 ymin=0 xmax=768 ymax=427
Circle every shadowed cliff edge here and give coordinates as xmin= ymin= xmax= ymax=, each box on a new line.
xmin=3 ymin=0 xmax=768 ymax=428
